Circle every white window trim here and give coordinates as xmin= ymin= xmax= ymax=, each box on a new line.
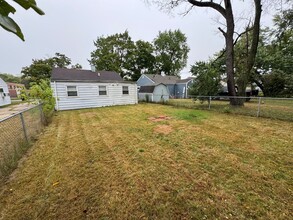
xmin=66 ymin=85 xmax=79 ymax=97
xmin=98 ymin=85 xmax=108 ymax=96
xmin=122 ymin=85 xmax=129 ymax=95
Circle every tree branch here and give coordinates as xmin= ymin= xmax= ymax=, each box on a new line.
xmin=188 ymin=0 xmax=226 ymax=18
xmin=233 ymin=27 xmax=253 ymax=46
xmin=212 ymin=27 xmax=254 ymax=65
xmin=218 ymin=27 xmax=226 ymax=37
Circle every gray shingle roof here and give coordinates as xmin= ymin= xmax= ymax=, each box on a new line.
xmin=51 ymin=68 xmax=125 ymax=82
xmin=144 ymin=74 xmax=179 ymax=84
xmin=139 ymin=85 xmax=156 ymax=93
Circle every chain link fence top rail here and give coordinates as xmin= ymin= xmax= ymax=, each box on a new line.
xmin=148 ymin=95 xmax=293 ymax=121
xmin=0 ymin=104 xmax=44 ymax=178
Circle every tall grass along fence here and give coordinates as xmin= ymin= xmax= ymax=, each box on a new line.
xmin=166 ymin=96 xmax=293 ymax=121
xmin=0 ymin=104 xmax=45 ymax=180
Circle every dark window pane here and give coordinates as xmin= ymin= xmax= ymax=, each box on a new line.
xmin=68 ymin=91 xmax=78 ymax=96
xmin=99 ymin=91 xmax=107 ymax=95
xmin=122 ymin=86 xmax=129 ymax=95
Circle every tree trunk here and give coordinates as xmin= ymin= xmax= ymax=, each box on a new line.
xmin=225 ymin=0 xmax=238 ymax=105
xmin=242 ymin=0 xmax=262 ymax=98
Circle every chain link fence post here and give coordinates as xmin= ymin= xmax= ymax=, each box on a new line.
xmin=257 ymin=97 xmax=262 ymax=117
xmin=38 ymin=104 xmax=45 ymax=125
xmin=208 ymin=96 xmax=211 ymax=109
xmin=19 ymin=112 xmax=29 ymax=143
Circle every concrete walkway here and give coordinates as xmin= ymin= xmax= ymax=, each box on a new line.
xmin=0 ymin=103 xmax=35 ymax=120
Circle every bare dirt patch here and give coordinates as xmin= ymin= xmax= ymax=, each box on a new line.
xmin=154 ymin=124 xmax=173 ymax=135
xmin=148 ymin=115 xmax=172 ymax=122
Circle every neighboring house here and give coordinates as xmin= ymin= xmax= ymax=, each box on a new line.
xmin=51 ymin=68 xmax=138 ymax=111
xmin=219 ymin=82 xmax=259 ymax=97
xmin=138 ymin=83 xmax=169 ymax=102
xmin=0 ymin=78 xmax=11 ymax=106
xmin=136 ymin=74 xmax=194 ymax=98
xmin=7 ymin=82 xmax=25 ymax=98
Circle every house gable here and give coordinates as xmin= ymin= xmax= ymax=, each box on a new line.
xmin=136 ymin=74 xmax=155 ymax=87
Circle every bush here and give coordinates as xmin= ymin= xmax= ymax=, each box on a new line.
xmin=29 ymin=79 xmax=55 ymax=124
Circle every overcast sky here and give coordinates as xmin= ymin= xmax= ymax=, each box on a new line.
xmin=0 ymin=0 xmax=276 ymax=79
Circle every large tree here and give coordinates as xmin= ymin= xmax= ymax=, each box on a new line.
xmin=89 ymin=31 xmax=136 ymax=78
xmin=189 ymin=61 xmax=223 ymax=97
xmin=153 ymin=29 xmax=189 ymax=76
xmin=0 ymin=0 xmax=44 ymax=40
xmin=21 ymin=53 xmax=82 ymax=86
xmin=151 ymin=0 xmax=262 ymax=105
xmin=252 ymin=8 xmax=293 ymax=97
xmin=129 ymin=40 xmax=156 ymax=81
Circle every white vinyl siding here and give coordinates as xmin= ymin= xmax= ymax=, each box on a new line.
xmin=51 ymin=82 xmax=137 ymax=110
xmin=0 ymin=78 xmax=11 ymax=106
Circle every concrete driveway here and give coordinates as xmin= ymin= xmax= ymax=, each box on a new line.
xmin=0 ymin=103 xmax=35 ymax=120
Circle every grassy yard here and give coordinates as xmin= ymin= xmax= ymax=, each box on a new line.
xmin=167 ymin=98 xmax=293 ymax=121
xmin=0 ymin=104 xmax=292 ymax=219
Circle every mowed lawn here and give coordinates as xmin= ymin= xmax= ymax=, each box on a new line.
xmin=0 ymin=104 xmax=292 ymax=219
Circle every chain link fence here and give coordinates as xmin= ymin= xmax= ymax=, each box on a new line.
xmin=0 ymin=104 xmax=44 ymax=180
xmin=158 ymin=96 xmax=293 ymax=121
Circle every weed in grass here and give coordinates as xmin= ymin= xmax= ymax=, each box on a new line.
xmin=138 ymin=149 xmax=145 ymax=153
xmin=0 ymin=141 xmax=30 ymax=181
xmin=170 ymin=108 xmax=208 ymax=121
xmin=223 ymin=106 xmax=231 ymax=113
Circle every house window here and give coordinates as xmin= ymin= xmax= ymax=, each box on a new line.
xmin=67 ymin=86 xmax=78 ymax=96
xmin=99 ymin=86 xmax=107 ymax=95
xmin=0 ymin=88 xmax=3 ymax=93
xmin=122 ymin=86 xmax=129 ymax=95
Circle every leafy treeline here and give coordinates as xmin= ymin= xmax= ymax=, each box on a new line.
xmin=21 ymin=53 xmax=82 ymax=87
xmin=189 ymin=8 xmax=293 ymax=98
xmin=0 ymin=73 xmax=21 ymax=84
xmin=89 ymin=29 xmax=189 ymax=80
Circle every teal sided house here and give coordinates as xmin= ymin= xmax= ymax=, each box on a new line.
xmin=137 ymin=74 xmax=194 ymax=98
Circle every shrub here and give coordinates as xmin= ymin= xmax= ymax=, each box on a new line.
xmin=29 ymin=79 xmax=55 ymax=124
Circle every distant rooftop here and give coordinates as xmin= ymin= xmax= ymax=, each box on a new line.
xmin=143 ymin=74 xmax=193 ymax=84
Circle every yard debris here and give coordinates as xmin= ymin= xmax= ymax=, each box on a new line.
xmin=52 ymin=181 xmax=59 ymax=186
xmin=154 ymin=125 xmax=173 ymax=135
xmin=148 ymin=115 xmax=172 ymax=122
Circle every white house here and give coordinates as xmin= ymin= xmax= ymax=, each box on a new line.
xmin=51 ymin=68 xmax=138 ymax=111
xmin=138 ymin=83 xmax=169 ymax=102
xmin=0 ymin=77 xmax=11 ymax=107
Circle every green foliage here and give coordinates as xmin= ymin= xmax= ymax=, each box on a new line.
xmin=90 ymin=31 xmax=136 ymax=78
xmin=130 ymin=40 xmax=156 ymax=81
xmin=21 ymin=53 xmax=81 ymax=85
xmin=170 ymin=108 xmax=207 ymax=121
xmin=253 ymin=8 xmax=293 ymax=97
xmin=19 ymin=88 xmax=28 ymax=101
xmin=29 ymin=79 xmax=55 ymax=123
xmin=0 ymin=73 xmax=21 ymax=83
xmin=189 ymin=61 xmax=222 ymax=96
xmin=154 ymin=29 xmax=189 ymax=76
xmin=0 ymin=0 xmax=44 ymax=40
xmin=90 ymin=29 xmax=190 ymax=80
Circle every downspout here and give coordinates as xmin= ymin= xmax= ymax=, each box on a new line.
xmin=186 ymin=82 xmax=188 ymax=98
xmin=53 ymin=81 xmax=59 ymax=110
